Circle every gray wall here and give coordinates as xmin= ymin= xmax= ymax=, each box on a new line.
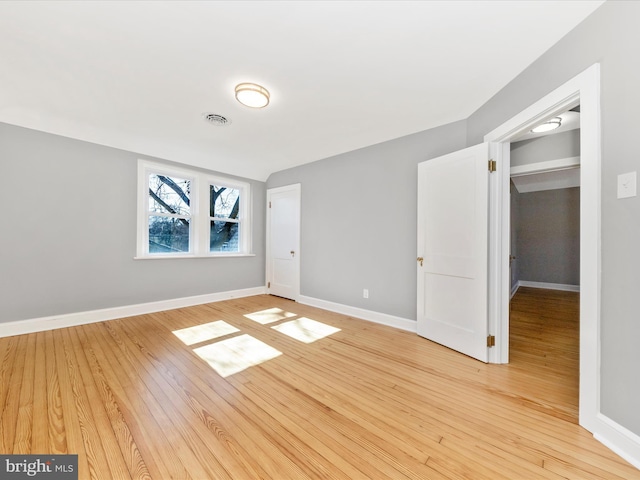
xmin=466 ymin=1 xmax=640 ymax=436
xmin=511 ymin=129 xmax=580 ymax=168
xmin=514 ymin=187 xmax=580 ymax=285
xmin=0 ymin=122 xmax=266 ymax=324
xmin=267 ymin=121 xmax=467 ymax=321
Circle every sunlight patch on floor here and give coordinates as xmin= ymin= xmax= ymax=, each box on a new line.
xmin=271 ymin=317 xmax=341 ymax=344
xmin=173 ymin=320 xmax=240 ymax=346
xmin=244 ymin=307 xmax=297 ymax=325
xmin=193 ymin=334 xmax=282 ymax=377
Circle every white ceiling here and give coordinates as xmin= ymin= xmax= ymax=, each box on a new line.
xmin=0 ymin=1 xmax=604 ymax=181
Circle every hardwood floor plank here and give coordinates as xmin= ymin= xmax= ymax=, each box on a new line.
xmin=68 ymin=327 xmax=134 ymax=480
xmin=53 ymin=328 xmax=91 ymax=477
xmin=31 ymin=332 xmax=48 ymax=453
xmin=0 ymin=291 xmax=638 ymax=479
xmin=100 ymin=320 xmax=213 ymax=480
xmin=59 ymin=327 xmax=115 ymax=479
xmin=123 ymin=315 xmax=299 ymax=480
xmin=148 ymin=318 xmax=362 ymax=479
xmin=143 ymin=311 xmax=332 ymax=479
xmin=240 ymin=379 xmax=387 ymax=480
xmin=77 ymin=326 xmax=151 ymax=480
xmin=0 ymin=336 xmax=19 ymax=454
xmin=243 ymin=371 xmax=451 ymax=480
xmin=1 ymin=335 xmax=28 ymax=454
xmin=84 ymin=322 xmax=192 ymax=480
xmin=265 ymin=341 xmax=555 ymax=479
xmin=44 ymin=329 xmax=67 ymax=454
xmin=13 ymin=332 xmax=35 ymax=453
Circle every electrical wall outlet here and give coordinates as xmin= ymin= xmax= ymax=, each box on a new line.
xmin=363 ymin=289 xmax=369 ymax=299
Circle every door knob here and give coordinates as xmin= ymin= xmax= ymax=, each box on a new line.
xmin=290 ymin=250 xmax=295 ymax=257
xmin=417 ymin=256 xmax=424 ymax=267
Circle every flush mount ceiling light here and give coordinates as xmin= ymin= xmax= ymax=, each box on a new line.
xmin=235 ymin=83 xmax=270 ymax=108
xmin=531 ymin=116 xmax=562 ymax=133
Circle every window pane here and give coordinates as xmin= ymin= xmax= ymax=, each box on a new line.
xmin=149 ymin=216 xmax=190 ymax=253
xmin=210 ymin=220 xmax=239 ymax=252
xmin=149 ymin=174 xmax=191 ymax=215
xmin=210 ymin=185 xmax=240 ymax=219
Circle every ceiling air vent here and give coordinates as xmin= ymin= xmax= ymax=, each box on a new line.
xmin=202 ymin=113 xmax=231 ymax=126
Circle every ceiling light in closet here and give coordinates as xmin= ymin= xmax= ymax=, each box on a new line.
xmin=531 ymin=116 xmax=562 ymax=133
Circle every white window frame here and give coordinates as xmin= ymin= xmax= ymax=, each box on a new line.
xmin=203 ymin=175 xmax=251 ymax=255
xmin=136 ymin=160 xmax=253 ymax=258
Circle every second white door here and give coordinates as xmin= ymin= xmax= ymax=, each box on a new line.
xmin=266 ymin=184 xmax=301 ymax=301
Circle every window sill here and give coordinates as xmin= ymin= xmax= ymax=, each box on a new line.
xmin=134 ymin=253 xmax=256 ymax=260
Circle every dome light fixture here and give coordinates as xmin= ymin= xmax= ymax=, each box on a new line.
xmin=531 ymin=116 xmax=562 ymax=133
xmin=235 ymin=82 xmax=270 ymax=108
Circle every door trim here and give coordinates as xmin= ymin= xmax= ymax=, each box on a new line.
xmin=484 ymin=64 xmax=600 ymax=432
xmin=266 ymin=183 xmax=301 ymax=301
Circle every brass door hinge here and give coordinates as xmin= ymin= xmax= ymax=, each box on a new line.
xmin=487 ymin=335 xmax=496 ymax=348
xmin=269 ymin=201 xmax=272 ymax=208
xmin=488 ymin=159 xmax=497 ymax=172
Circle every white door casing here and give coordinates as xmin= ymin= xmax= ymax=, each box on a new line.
xmin=484 ymin=64 xmax=601 ymax=435
xmin=417 ymin=143 xmax=491 ymax=362
xmin=266 ymin=184 xmax=301 ymax=301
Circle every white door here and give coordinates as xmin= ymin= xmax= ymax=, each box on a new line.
xmin=417 ymin=143 xmax=490 ymax=362
xmin=266 ymin=184 xmax=301 ymax=300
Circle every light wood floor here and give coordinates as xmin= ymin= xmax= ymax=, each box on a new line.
xmin=1 ymin=289 xmax=638 ymax=479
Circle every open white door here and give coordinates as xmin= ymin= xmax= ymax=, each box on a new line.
xmin=417 ymin=143 xmax=490 ymax=362
xmin=266 ymin=184 xmax=301 ymax=301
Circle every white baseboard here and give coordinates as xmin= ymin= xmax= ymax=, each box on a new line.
xmin=0 ymin=286 xmax=267 ymax=338
xmin=510 ymin=282 xmax=519 ymax=299
xmin=594 ymin=413 xmax=640 ymax=470
xmin=517 ymin=280 xmax=580 ymax=292
xmin=298 ymin=295 xmax=417 ymax=333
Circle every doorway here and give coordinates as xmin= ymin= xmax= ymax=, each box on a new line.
xmin=484 ymin=63 xmax=600 ymax=433
xmin=508 ymin=115 xmax=582 ymax=422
